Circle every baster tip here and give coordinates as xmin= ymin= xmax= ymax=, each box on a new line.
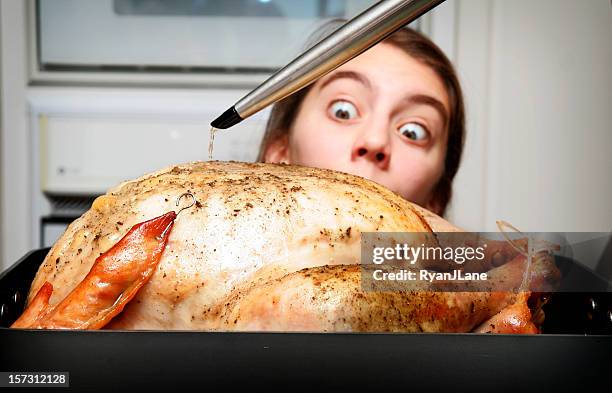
xmin=211 ymin=106 xmax=243 ymax=129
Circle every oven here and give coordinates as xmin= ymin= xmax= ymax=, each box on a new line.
xmin=29 ymin=86 xmax=268 ymax=248
xmin=31 ymin=0 xmax=378 ymax=87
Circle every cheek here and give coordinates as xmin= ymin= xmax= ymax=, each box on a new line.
xmin=291 ymin=133 xmax=348 ymax=168
xmin=288 ymin=112 xmax=351 ymax=167
xmin=392 ymin=146 xmax=446 ymax=203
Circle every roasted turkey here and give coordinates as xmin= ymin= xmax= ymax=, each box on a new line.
xmin=16 ymin=161 xmax=558 ymax=332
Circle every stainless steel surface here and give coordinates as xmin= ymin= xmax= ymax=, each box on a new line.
xmin=229 ymin=0 xmax=445 ymax=125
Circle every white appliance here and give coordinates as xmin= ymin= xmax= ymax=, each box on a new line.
xmin=25 ymin=0 xmax=428 ymax=250
xmin=32 ymin=0 xmax=376 ymax=86
xmin=29 ymin=87 xmax=269 ymax=247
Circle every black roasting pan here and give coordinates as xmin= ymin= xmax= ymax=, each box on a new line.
xmin=0 ymin=248 xmax=610 ymax=392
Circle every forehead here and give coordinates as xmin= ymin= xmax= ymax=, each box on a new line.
xmin=324 ymin=43 xmax=450 ymax=111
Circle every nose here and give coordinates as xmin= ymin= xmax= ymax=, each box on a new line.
xmin=351 ymin=121 xmax=391 ymax=168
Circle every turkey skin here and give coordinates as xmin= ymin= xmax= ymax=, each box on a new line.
xmin=26 ymin=161 xmax=551 ymax=332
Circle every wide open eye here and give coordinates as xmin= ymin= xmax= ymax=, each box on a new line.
xmin=328 ymin=100 xmax=359 ymax=121
xmin=398 ymin=122 xmax=429 ymax=143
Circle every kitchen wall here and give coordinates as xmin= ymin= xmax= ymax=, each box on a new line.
xmin=1 ymin=0 xmax=29 ymax=272
xmin=0 ymin=0 xmax=611 ymax=272
xmin=447 ymin=0 xmax=611 ymax=275
xmin=447 ymin=0 xmax=612 ymax=235
xmin=0 ymin=3 xmax=2 ymax=267
xmin=451 ymin=0 xmax=611 ymax=276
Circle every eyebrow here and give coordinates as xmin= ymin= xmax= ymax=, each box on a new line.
xmin=400 ymin=94 xmax=449 ymax=128
xmin=318 ymin=70 xmax=372 ymax=91
xmin=318 ymin=70 xmax=449 ymax=127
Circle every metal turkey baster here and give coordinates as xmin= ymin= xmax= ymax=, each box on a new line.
xmin=211 ymin=0 xmax=446 ymax=130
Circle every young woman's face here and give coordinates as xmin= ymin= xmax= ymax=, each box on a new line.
xmin=266 ymin=43 xmax=450 ymax=210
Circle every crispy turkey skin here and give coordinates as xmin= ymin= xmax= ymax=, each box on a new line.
xmin=26 ymin=161 xmax=550 ymax=332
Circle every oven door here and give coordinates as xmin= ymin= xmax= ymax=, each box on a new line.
xmin=33 ymin=0 xmax=377 ymax=86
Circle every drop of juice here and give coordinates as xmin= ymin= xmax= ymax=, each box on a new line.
xmin=208 ymin=126 xmax=217 ymax=161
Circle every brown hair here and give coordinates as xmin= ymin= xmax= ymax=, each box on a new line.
xmin=257 ymin=21 xmax=465 ymax=217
